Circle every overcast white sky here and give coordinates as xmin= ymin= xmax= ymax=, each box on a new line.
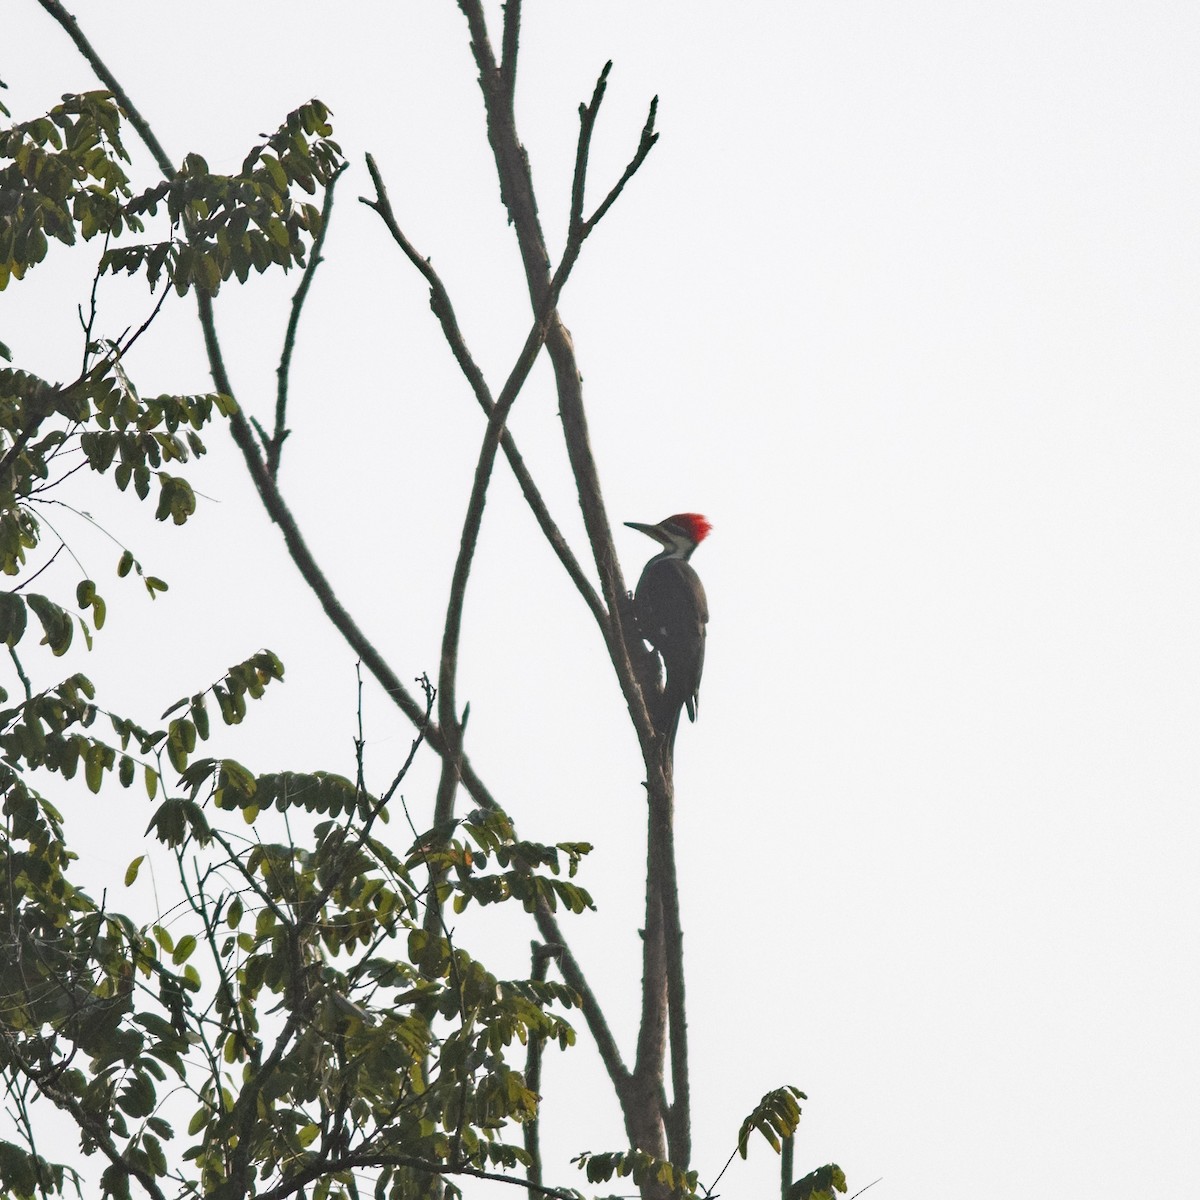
xmin=4 ymin=2 xmax=1199 ymax=1198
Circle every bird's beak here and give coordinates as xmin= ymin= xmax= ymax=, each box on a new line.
xmin=624 ymin=520 xmax=667 ymax=544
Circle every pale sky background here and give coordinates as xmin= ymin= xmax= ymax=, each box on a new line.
xmin=3 ymin=2 xmax=1199 ymax=1198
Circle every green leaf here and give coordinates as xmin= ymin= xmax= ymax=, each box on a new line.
xmin=117 ymin=1072 xmax=156 ymax=1118
xmin=190 ymin=693 xmax=209 ymax=740
xmin=74 ymin=578 xmax=106 ymax=630
xmin=25 ymin=592 xmax=73 ymax=655
xmin=154 ymin=472 xmax=195 ymax=525
xmin=171 ymin=934 xmax=197 ymax=965
xmin=84 ymin=744 xmax=104 ymax=793
xmin=125 ymin=854 xmax=144 ymax=886
xmin=0 ymin=590 xmax=27 ymax=646
xmin=167 ymin=717 xmax=195 ymax=772
xmin=160 ymin=696 xmax=190 ymax=721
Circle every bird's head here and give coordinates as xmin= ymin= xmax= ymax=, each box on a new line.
xmin=624 ymin=513 xmax=712 ymax=558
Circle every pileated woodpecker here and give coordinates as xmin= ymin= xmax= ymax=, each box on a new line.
xmin=625 ymin=513 xmax=712 ymax=752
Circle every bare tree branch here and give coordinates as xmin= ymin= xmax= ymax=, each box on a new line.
xmin=426 ymin=201 xmax=606 ymax=964
xmin=533 ymin=899 xmax=631 ymax=1096
xmin=435 ymin=212 xmax=596 ymax=762
xmin=361 ymin=154 xmax=608 ymax=631
xmin=581 ymin=94 xmax=660 ymax=235
xmin=361 ymin=155 xmax=493 ymax=410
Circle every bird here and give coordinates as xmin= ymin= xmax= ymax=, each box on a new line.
xmin=624 ymin=512 xmax=711 ymax=754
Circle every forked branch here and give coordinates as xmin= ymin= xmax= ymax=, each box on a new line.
xmin=570 ymin=63 xmax=660 ymax=240
xmin=362 ymin=154 xmax=607 ymax=631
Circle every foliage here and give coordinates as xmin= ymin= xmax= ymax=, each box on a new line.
xmin=0 ymin=84 xmax=594 ymax=1200
xmin=0 ymin=88 xmax=340 ymax=296
xmin=3 ymin=715 xmax=591 ymax=1199
xmin=786 ymin=1164 xmax=849 ymax=1200
xmin=103 ymin=99 xmax=342 ymax=295
xmin=1 ymin=29 xmax=845 ymax=1200
xmin=574 ymin=1149 xmax=698 ymax=1200
xmin=0 ymin=90 xmax=139 ymax=290
xmin=737 ymin=1086 xmax=806 ymax=1157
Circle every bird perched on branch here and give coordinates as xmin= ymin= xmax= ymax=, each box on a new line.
xmin=625 ymin=512 xmax=711 ymax=754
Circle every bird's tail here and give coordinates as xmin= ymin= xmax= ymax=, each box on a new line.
xmin=657 ymin=692 xmax=686 ymax=764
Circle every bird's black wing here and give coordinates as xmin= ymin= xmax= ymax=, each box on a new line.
xmin=634 ymin=558 xmax=708 ymax=722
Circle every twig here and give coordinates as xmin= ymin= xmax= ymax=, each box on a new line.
xmin=27 ymin=454 xmax=89 ymax=495
xmin=577 ymin=93 xmax=659 ymax=236
xmin=703 ymin=1141 xmax=740 ymax=1198
xmin=493 ymin=41 xmax=661 ymax=757
xmin=114 ymin=281 xmax=172 ymax=361
xmin=377 ymin=675 xmax=435 ymax=810
xmin=0 ymin=281 xmax=173 ymax=502
xmin=10 ymin=541 xmax=65 ymax=593
xmin=379 ymin=94 xmax=629 ymax=916
xmin=353 ymin=660 xmax=366 ymax=796
xmin=848 ymin=1178 xmax=884 ymax=1200
xmin=179 ymin=853 xmax=253 ymax=1060
xmin=77 ymin=239 xmax=106 ymax=376
xmin=263 ymin=161 xmax=349 ymax=478
xmin=16 ymin=509 xmax=85 ymax=581
xmin=360 ymin=156 xmax=488 ymax=403
xmin=570 ymin=61 xmax=611 ymax=221
xmin=422 ymin=197 xmax=605 ymax=970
